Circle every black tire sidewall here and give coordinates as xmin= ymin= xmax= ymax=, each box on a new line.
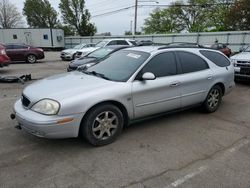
xmin=204 ymin=85 xmax=222 ymax=113
xmin=81 ymin=104 xmax=124 ymax=146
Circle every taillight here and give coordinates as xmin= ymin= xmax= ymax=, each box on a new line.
xmin=0 ymin=49 xmax=6 ymax=55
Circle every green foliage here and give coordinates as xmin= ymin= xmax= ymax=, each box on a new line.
xmin=143 ymin=2 xmax=185 ymax=34
xmin=23 ymin=0 xmax=58 ymax=28
xmin=59 ymin=0 xmax=96 ymax=36
xmin=57 ymin=24 xmax=76 ymax=36
xmin=124 ymin=31 xmax=132 ymax=35
xmin=225 ymin=0 xmax=250 ymax=30
xmin=142 ymin=0 xmax=250 ymax=34
xmin=182 ymin=0 xmax=216 ymax=32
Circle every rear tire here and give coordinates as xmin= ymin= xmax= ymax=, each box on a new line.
xmin=26 ymin=54 xmax=37 ymax=63
xmin=203 ymin=85 xmax=222 ymax=113
xmin=81 ymin=104 xmax=124 ymax=146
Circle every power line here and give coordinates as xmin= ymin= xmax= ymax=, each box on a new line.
xmin=91 ymin=2 xmax=234 ymax=18
xmin=92 ymin=6 xmax=135 ymax=18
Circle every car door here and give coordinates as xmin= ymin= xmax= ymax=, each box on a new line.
xmin=7 ymin=44 xmax=27 ymax=61
xmin=5 ymin=44 xmax=16 ymax=60
xmin=175 ymin=51 xmax=214 ymax=107
xmin=132 ymin=52 xmax=181 ymax=118
xmin=14 ymin=45 xmax=29 ymax=61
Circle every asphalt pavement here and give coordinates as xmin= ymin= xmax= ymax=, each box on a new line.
xmin=0 ymin=52 xmax=249 ymax=188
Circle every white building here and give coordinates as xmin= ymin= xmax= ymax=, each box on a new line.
xmin=0 ymin=28 xmax=64 ymax=49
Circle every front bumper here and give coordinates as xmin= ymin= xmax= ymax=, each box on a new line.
xmin=61 ymin=53 xmax=73 ymax=60
xmin=13 ymin=99 xmax=83 ymax=139
xmin=234 ymin=66 xmax=250 ymax=79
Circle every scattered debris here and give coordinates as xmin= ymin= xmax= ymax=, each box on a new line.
xmin=0 ymin=74 xmax=32 ymax=84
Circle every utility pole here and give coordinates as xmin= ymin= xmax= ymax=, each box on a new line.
xmin=130 ymin=20 xmax=133 ymax=34
xmin=134 ymin=0 xmax=138 ymax=35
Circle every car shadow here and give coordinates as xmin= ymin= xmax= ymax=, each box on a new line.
xmin=22 ymin=107 xmax=202 ymax=150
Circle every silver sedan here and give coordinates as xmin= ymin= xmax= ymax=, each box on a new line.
xmin=12 ymin=46 xmax=235 ymax=146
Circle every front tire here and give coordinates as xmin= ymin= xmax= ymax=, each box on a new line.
xmin=26 ymin=54 xmax=37 ymax=63
xmin=81 ymin=104 xmax=124 ymax=146
xmin=203 ymin=85 xmax=222 ymax=113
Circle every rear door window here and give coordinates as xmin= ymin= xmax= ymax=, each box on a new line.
xmin=5 ymin=44 xmax=13 ymax=49
xmin=13 ymin=45 xmax=28 ymax=49
xmin=117 ymin=40 xmax=129 ymax=45
xmin=176 ymin=51 xmax=209 ymax=74
xmin=200 ymin=50 xmax=230 ymax=67
xmin=107 ymin=41 xmax=117 ymax=45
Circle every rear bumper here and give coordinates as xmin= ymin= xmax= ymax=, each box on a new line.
xmin=13 ymin=99 xmax=83 ymax=139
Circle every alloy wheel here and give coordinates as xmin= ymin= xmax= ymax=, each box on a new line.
xmin=92 ymin=111 xmax=118 ymax=140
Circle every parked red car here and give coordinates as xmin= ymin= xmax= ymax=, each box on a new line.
xmin=211 ymin=43 xmax=231 ymax=57
xmin=0 ymin=44 xmax=11 ymax=68
xmin=4 ymin=44 xmax=44 ymax=63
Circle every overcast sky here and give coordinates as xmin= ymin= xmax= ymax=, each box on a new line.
xmin=15 ymin=0 xmax=176 ymax=35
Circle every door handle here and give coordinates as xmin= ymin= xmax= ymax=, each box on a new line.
xmin=207 ymin=76 xmax=213 ymax=80
xmin=170 ymin=82 xmax=180 ymax=87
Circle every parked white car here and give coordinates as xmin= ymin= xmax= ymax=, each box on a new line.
xmin=60 ymin=43 xmax=95 ymax=60
xmin=75 ymin=38 xmax=137 ymax=58
xmin=231 ymin=46 xmax=250 ymax=80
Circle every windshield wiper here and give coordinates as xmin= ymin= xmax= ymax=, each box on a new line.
xmin=82 ymin=70 xmax=110 ymax=80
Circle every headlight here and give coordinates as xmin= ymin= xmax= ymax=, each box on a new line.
xmin=230 ymin=59 xmax=237 ymax=66
xmin=31 ymin=99 xmax=60 ymax=115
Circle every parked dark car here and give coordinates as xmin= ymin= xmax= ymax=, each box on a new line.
xmin=4 ymin=44 xmax=44 ymax=63
xmin=0 ymin=44 xmax=11 ymax=68
xmin=138 ymin=40 xmax=154 ymax=46
xmin=211 ymin=43 xmax=231 ymax=57
xmin=67 ymin=46 xmax=128 ymax=71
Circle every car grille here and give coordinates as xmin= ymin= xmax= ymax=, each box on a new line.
xmin=22 ymin=95 xmax=31 ymax=107
xmin=236 ymin=61 xmax=250 ymax=67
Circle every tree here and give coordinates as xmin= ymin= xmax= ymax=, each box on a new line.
xmin=181 ymin=0 xmax=217 ymax=32
xmin=23 ymin=0 xmax=59 ymax=28
xmin=59 ymin=0 xmax=96 ymax=36
xmin=143 ymin=2 xmax=185 ymax=34
xmin=57 ymin=24 xmax=76 ymax=36
xmin=0 ymin=0 xmax=23 ymax=28
xmin=124 ymin=31 xmax=132 ymax=35
xmin=225 ymin=0 xmax=250 ymax=30
xmin=206 ymin=0 xmax=235 ymax=31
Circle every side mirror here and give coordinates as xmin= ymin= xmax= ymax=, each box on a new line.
xmin=142 ymin=72 xmax=156 ymax=80
xmin=76 ymin=64 xmax=88 ymax=71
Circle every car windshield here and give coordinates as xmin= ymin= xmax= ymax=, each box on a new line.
xmin=87 ymin=50 xmax=150 ymax=82
xmin=73 ymin=44 xmax=85 ymax=49
xmin=87 ymin=48 xmax=114 ymax=59
xmin=96 ymin=41 xmax=108 ymax=47
xmin=244 ymin=46 xmax=250 ymax=52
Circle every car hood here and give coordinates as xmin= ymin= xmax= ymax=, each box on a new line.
xmin=77 ymin=47 xmax=99 ymax=52
xmin=70 ymin=57 xmax=98 ymax=66
xmin=62 ymin=49 xmax=77 ymax=54
xmin=231 ymin=52 xmax=250 ymax=61
xmin=23 ymin=72 xmax=113 ymax=102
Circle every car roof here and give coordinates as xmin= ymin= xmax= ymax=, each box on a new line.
xmin=125 ymin=46 xmax=161 ymax=53
xmin=102 ymin=38 xmax=135 ymax=42
xmin=5 ymin=43 xmax=29 ymax=46
xmin=102 ymin=45 xmax=129 ymax=50
xmin=124 ymin=45 xmax=219 ymax=54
